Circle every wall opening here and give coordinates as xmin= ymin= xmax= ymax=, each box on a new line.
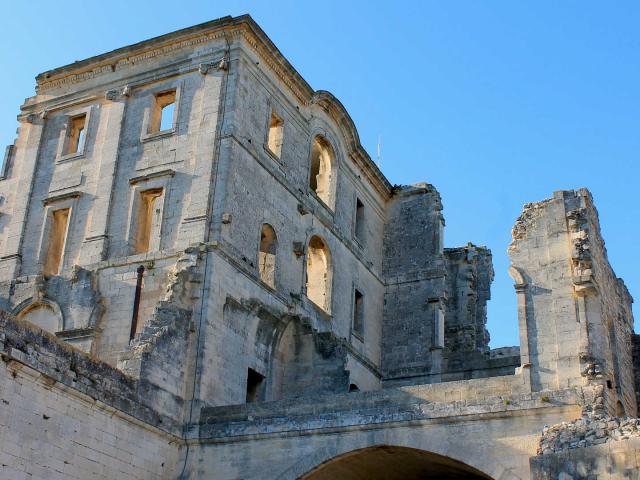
xmin=18 ymin=304 xmax=60 ymax=333
xmin=353 ymin=288 xmax=364 ymax=337
xmin=349 ymin=383 xmax=360 ymax=392
xmin=259 ymin=223 xmax=277 ymax=288
xmin=134 ymin=188 xmax=163 ymax=254
xmin=306 ymin=236 xmax=331 ymax=312
xmin=267 ymin=112 xmax=284 ymax=158
xmin=43 ymin=208 xmax=70 ymax=276
xmin=309 ymin=136 xmax=334 ymax=207
xmin=354 ymin=197 xmax=365 ymax=243
xmin=246 ymin=368 xmax=265 ymax=403
xmin=301 ymin=445 xmax=493 ymax=480
xmin=65 ymin=114 xmax=86 ymax=155
xmin=151 ymin=90 xmax=176 ymax=133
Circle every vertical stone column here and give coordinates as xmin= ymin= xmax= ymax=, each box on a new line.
xmin=0 ymin=114 xmax=46 ymax=281
xmin=177 ymin=65 xmax=225 ymax=246
xmin=77 ymin=88 xmax=128 ymax=265
xmin=509 ymin=266 xmax=533 ymax=388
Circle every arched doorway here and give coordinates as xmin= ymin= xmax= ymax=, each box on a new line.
xmin=301 ymin=445 xmax=493 ymax=480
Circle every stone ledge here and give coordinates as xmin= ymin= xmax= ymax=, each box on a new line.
xmin=0 ymin=310 xmax=183 ymax=435
xmin=198 ymin=384 xmax=587 ymax=440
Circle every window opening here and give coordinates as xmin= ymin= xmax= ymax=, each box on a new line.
xmin=43 ymin=208 xmax=70 ymax=276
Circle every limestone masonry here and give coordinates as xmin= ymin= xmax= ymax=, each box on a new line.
xmin=0 ymin=14 xmax=638 ymax=480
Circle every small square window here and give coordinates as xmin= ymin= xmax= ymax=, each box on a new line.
xmin=150 ymin=90 xmax=176 ymax=133
xmin=267 ymin=112 xmax=284 ymax=158
xmin=65 ymin=115 xmax=86 ymax=155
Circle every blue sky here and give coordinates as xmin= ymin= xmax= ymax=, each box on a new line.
xmin=1 ymin=1 xmax=638 ymax=347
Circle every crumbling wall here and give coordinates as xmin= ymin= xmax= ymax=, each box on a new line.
xmin=442 ymin=244 xmax=493 ymax=375
xmin=531 ymin=386 xmax=640 ymax=480
xmin=118 ymin=250 xmax=201 ymax=402
xmin=633 ymin=334 xmax=640 ymax=411
xmin=272 ymin=321 xmax=350 ymax=400
xmin=508 ymin=189 xmax=635 ymax=416
xmin=0 ymin=311 xmax=183 ymax=478
xmin=381 ymin=184 xmax=446 ymax=384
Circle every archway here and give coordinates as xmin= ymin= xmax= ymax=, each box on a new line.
xmin=16 ymin=302 xmax=62 ymax=333
xmin=309 ymin=136 xmax=334 ymax=207
xmin=301 ymin=445 xmax=493 ymax=480
xmin=259 ymin=223 xmax=277 ymax=288
xmin=305 ymin=235 xmax=331 ymax=312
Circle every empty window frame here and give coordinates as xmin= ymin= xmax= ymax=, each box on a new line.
xmin=267 ymin=112 xmax=284 ymax=158
xmin=65 ymin=114 xmax=87 ymax=155
xmin=133 ymin=188 xmax=163 ymax=254
xmin=150 ymin=90 xmax=176 ymax=133
xmin=309 ymin=136 xmax=334 ymax=206
xmin=354 ymin=197 xmax=365 ymax=243
xmin=352 ymin=288 xmax=364 ymax=337
xmin=259 ymin=224 xmax=277 ymax=288
xmin=306 ymin=235 xmax=331 ymax=311
xmin=43 ymin=208 xmax=71 ymax=276
xmin=246 ymin=368 xmax=265 ymax=403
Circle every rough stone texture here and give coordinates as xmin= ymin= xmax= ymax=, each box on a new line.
xmin=538 ymin=414 xmax=640 ymax=454
xmin=508 ymin=189 xmax=636 ymax=416
xmin=633 ymin=334 xmax=640 ymax=411
xmin=0 ymin=14 xmax=637 ymax=480
xmin=530 ymin=439 xmax=640 ymax=480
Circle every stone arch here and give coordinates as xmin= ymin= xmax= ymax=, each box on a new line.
xmin=308 ymin=135 xmax=336 ymax=208
xmin=305 ymin=235 xmax=332 ymax=312
xmin=13 ymin=298 xmax=64 ymax=334
xmin=300 ymin=445 xmax=493 ymax=479
xmin=282 ymin=444 xmax=497 ymax=480
xmin=258 ymin=223 xmax=277 ymax=288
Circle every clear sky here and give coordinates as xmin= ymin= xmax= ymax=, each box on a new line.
xmin=1 ymin=1 xmax=638 ymax=347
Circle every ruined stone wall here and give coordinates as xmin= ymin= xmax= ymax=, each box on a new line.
xmin=0 ymin=25 xmax=229 ymax=371
xmin=189 ymin=41 xmax=390 ymax=408
xmin=0 ymin=312 xmax=183 ymax=479
xmin=508 ymin=189 xmax=636 ymax=416
xmin=381 ymin=185 xmax=446 ymax=385
xmin=634 ymin=334 xmax=640 ymax=411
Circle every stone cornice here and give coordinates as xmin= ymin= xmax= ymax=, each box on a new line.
xmin=33 ymin=15 xmax=393 ymax=197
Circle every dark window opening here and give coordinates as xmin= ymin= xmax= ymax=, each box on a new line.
xmin=355 ymin=198 xmax=365 ymax=242
xmin=246 ymin=368 xmax=264 ymax=403
xmin=353 ymin=289 xmax=364 ymax=337
xmin=349 ymin=383 xmax=360 ymax=392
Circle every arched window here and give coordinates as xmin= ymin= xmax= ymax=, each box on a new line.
xmin=309 ymin=136 xmax=334 ymax=207
xmin=306 ymin=235 xmax=331 ymax=311
xmin=17 ymin=303 xmax=61 ymax=333
xmin=259 ymin=224 xmax=277 ymax=288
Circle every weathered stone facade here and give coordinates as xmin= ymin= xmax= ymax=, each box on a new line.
xmin=0 ymin=15 xmax=636 ymax=479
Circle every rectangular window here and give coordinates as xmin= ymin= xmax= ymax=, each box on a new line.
xmin=267 ymin=112 xmax=284 ymax=158
xmin=246 ymin=368 xmax=264 ymax=403
xmin=150 ymin=90 xmax=176 ymax=133
xmin=354 ymin=198 xmax=365 ymax=243
xmin=134 ymin=188 xmax=163 ymax=254
xmin=65 ymin=114 xmax=86 ymax=155
xmin=353 ymin=288 xmax=364 ymax=337
xmin=43 ymin=208 xmax=70 ymax=276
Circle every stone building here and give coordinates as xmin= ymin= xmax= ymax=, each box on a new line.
xmin=0 ymin=15 xmax=638 ymax=479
